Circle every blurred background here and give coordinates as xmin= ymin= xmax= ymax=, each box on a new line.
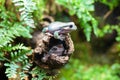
xmin=0 ymin=0 xmax=120 ymax=80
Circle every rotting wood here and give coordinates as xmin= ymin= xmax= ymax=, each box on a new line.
xmin=32 ymin=32 xmax=74 ymax=70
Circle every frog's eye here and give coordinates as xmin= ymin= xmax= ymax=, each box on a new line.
xmin=69 ymin=25 xmax=73 ymax=28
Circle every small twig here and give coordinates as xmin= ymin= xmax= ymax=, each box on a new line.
xmin=103 ymin=10 xmax=113 ymax=20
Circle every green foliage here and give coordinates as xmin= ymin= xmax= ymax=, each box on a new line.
xmin=56 ymin=0 xmax=98 ymax=41
xmin=111 ymin=25 xmax=120 ymax=42
xmin=2 ymin=43 xmax=33 ymax=78
xmin=0 ymin=5 xmax=32 ymax=47
xmin=5 ymin=62 xmax=19 ymax=78
xmin=96 ymin=0 xmax=120 ymax=42
xmin=33 ymin=0 xmax=46 ymax=21
xmin=0 ymin=52 xmax=6 ymax=61
xmin=12 ymin=0 xmax=37 ymax=28
xmin=0 ymin=0 xmax=49 ymax=79
xmin=97 ymin=25 xmax=113 ymax=37
xmin=11 ymin=50 xmax=31 ymax=62
xmin=99 ymin=0 xmax=120 ymax=10
xmin=31 ymin=67 xmax=48 ymax=80
xmin=111 ymin=63 xmax=120 ymax=76
xmin=59 ymin=59 xmax=120 ymax=80
xmin=19 ymin=60 xmax=32 ymax=79
xmin=0 ymin=0 xmax=31 ymax=79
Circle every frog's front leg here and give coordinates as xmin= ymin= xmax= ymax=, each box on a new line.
xmin=54 ymin=31 xmax=66 ymax=40
xmin=54 ymin=31 xmax=61 ymax=40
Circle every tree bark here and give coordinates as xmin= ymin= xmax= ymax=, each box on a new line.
xmin=32 ymin=32 xmax=74 ymax=70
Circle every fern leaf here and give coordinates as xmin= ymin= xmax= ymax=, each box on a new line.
xmin=31 ymin=67 xmax=47 ymax=80
xmin=5 ymin=62 xmax=19 ymax=78
xmin=12 ymin=0 xmax=37 ymax=28
xmin=12 ymin=44 xmax=29 ymax=50
xmin=0 ymin=52 xmax=6 ymax=61
xmin=22 ymin=60 xmax=32 ymax=71
xmin=0 ymin=23 xmax=32 ymax=47
xmin=18 ymin=60 xmax=32 ymax=79
xmin=19 ymin=72 xmax=28 ymax=80
xmin=11 ymin=50 xmax=32 ymax=62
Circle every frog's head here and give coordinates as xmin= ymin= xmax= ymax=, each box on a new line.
xmin=61 ymin=22 xmax=77 ymax=30
xmin=58 ymin=22 xmax=77 ymax=34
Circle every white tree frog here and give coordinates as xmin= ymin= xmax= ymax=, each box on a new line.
xmin=42 ymin=21 xmax=77 ymax=40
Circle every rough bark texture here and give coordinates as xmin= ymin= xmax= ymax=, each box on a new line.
xmin=32 ymin=31 xmax=74 ymax=70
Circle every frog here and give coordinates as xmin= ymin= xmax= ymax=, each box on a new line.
xmin=42 ymin=21 xmax=77 ymax=40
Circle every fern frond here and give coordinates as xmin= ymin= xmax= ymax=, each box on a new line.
xmin=0 ymin=8 xmax=32 ymax=47
xmin=22 ymin=60 xmax=32 ymax=71
xmin=19 ymin=72 xmax=28 ymax=80
xmin=0 ymin=43 xmax=31 ymax=62
xmin=31 ymin=67 xmax=47 ymax=80
xmin=0 ymin=29 xmax=14 ymax=47
xmin=0 ymin=23 xmax=32 ymax=47
xmin=11 ymin=50 xmax=32 ymax=62
xmin=18 ymin=60 xmax=32 ymax=79
xmin=13 ymin=44 xmax=29 ymax=50
xmin=12 ymin=0 xmax=37 ymax=28
xmin=4 ymin=62 xmax=19 ymax=78
xmin=0 ymin=52 xmax=6 ymax=61
xmin=0 ymin=44 xmax=29 ymax=54
xmin=0 ymin=1 xmax=36 ymax=79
